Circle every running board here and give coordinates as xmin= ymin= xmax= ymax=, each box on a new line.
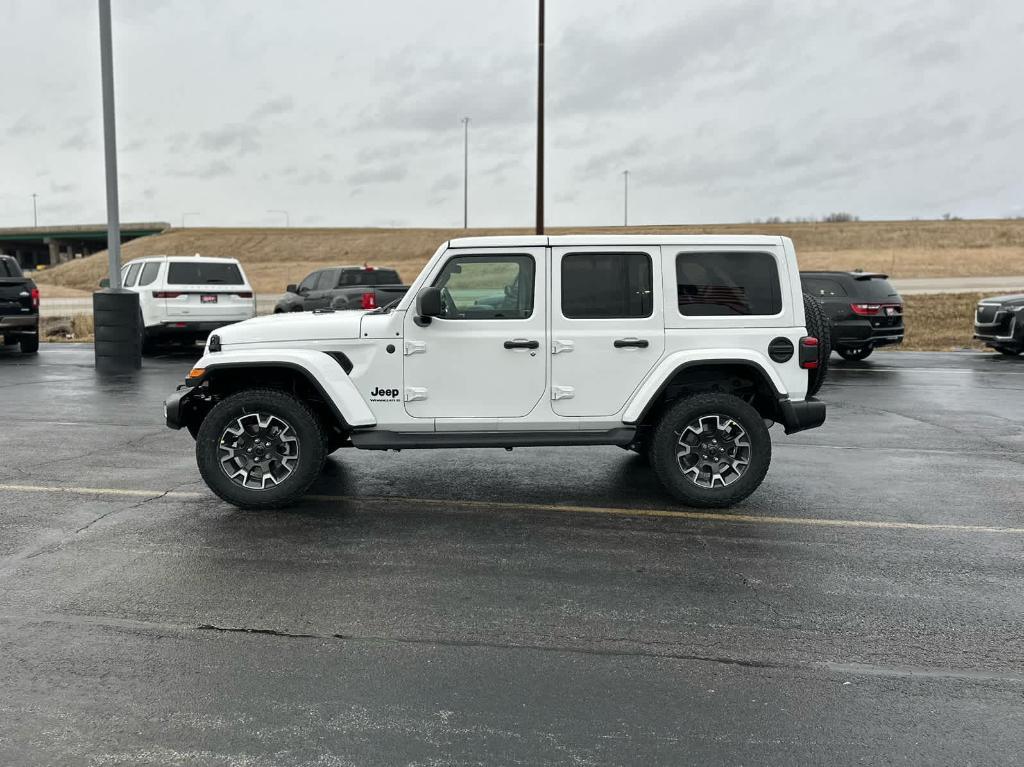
xmin=350 ymin=428 xmax=637 ymax=451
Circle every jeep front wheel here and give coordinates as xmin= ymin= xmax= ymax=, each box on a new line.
xmin=650 ymin=393 xmax=771 ymax=508
xmin=196 ymin=388 xmax=327 ymax=509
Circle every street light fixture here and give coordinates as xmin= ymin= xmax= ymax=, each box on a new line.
xmin=267 ymin=209 xmax=290 ymax=227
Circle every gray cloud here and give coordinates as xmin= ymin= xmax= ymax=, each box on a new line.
xmin=171 ymin=160 xmax=235 ymax=179
xmin=60 ymin=128 xmax=96 ymax=151
xmin=7 ymin=114 xmax=41 ymax=138
xmin=251 ymin=96 xmax=295 ymax=120
xmin=430 ymin=172 xmax=461 ymax=194
xmin=347 ymin=163 xmax=407 ymax=186
xmin=195 ymin=124 xmax=261 ymax=156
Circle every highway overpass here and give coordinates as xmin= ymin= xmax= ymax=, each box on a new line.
xmin=0 ymin=222 xmax=169 ymax=269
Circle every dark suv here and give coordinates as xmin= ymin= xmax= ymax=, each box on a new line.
xmin=973 ymin=294 xmax=1023 ymax=356
xmin=801 ymin=271 xmax=904 ymax=361
xmin=0 ymin=255 xmax=40 ymax=354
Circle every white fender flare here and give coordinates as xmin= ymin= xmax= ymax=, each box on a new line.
xmin=189 ymin=348 xmax=376 ymax=428
xmin=622 ymin=349 xmax=785 ymax=424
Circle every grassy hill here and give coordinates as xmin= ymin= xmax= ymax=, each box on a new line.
xmin=33 ymin=219 xmax=1024 ymax=295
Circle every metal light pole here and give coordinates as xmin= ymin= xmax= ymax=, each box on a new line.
xmin=461 ymin=117 xmax=470 ymax=229
xmin=94 ymin=0 xmax=141 ymax=371
xmin=267 ymin=209 xmax=290 ymax=227
xmin=622 ymin=170 xmax=630 ymax=227
xmin=181 ymin=211 xmax=199 ymax=228
xmin=535 ymin=0 xmax=545 ymax=235
xmin=31 ymin=193 xmax=38 ymax=227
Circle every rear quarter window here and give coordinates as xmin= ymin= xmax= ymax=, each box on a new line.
xmin=852 ymin=277 xmax=900 ymax=300
xmin=0 ymin=258 xmax=24 ymax=278
xmin=676 ymin=252 xmax=781 ymax=316
xmin=166 ymin=262 xmax=244 ymax=285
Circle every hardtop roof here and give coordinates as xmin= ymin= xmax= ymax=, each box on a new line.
xmin=447 ymin=234 xmax=785 ymax=248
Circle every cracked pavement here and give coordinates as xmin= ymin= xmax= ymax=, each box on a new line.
xmin=1 ymin=344 xmax=1023 ymax=765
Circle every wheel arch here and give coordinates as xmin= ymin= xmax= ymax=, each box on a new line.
xmin=180 ymin=352 xmax=375 ymax=438
xmin=625 ymin=356 xmax=785 ymax=427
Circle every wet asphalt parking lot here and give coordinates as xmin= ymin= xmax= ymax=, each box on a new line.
xmin=1 ymin=344 xmax=1023 ymax=765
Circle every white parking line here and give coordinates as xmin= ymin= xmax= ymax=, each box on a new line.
xmin=0 ymin=483 xmax=1021 ymax=535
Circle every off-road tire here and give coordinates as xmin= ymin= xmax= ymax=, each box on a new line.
xmin=650 ymin=392 xmax=772 ymax=508
xmin=802 ymin=293 xmax=830 ymax=396
xmin=19 ymin=334 xmax=39 ymax=354
xmin=837 ymin=345 xmax=873 ymax=361
xmin=196 ymin=388 xmax=327 ymax=509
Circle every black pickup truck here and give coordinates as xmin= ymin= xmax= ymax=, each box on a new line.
xmin=0 ymin=256 xmax=39 ymax=354
xmin=273 ymin=266 xmax=408 ymax=313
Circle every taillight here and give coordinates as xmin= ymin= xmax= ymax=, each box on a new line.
xmin=236 ymin=291 xmax=253 ymax=298
xmin=799 ymin=336 xmax=819 ymax=369
xmin=851 ymin=303 xmax=881 ymax=316
xmin=30 ymin=288 xmax=40 ymax=309
xmin=361 ymin=291 xmax=377 ymax=310
xmin=153 ymin=291 xmax=183 ymax=298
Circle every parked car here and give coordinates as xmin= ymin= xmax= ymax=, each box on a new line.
xmin=973 ymin=294 xmax=1023 ymax=356
xmin=274 ymin=266 xmax=408 ymax=313
xmin=0 ymin=255 xmax=39 ymax=354
xmin=109 ymin=255 xmax=255 ymax=352
xmin=166 ymin=235 xmax=828 ymax=510
xmin=800 ymin=271 xmax=904 ymax=360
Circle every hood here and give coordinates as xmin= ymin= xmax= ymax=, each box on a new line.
xmin=980 ymin=294 xmax=1024 ymax=308
xmin=215 ymin=310 xmax=366 ymax=346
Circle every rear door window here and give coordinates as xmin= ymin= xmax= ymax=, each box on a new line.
xmin=166 ymin=262 xmax=244 ymax=285
xmin=676 ymin=252 xmax=781 ymax=316
xmin=561 ymin=252 xmax=653 ymax=318
xmin=137 ymin=262 xmax=161 ymax=287
xmin=123 ymin=263 xmax=142 ymax=287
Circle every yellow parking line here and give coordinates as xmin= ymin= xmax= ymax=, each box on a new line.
xmin=0 ymin=482 xmax=1021 ymax=534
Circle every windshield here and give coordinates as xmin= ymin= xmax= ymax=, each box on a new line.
xmin=166 ymin=261 xmax=244 ymax=285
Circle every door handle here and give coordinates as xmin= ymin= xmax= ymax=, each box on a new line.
xmin=504 ymin=339 xmax=540 ymax=350
xmin=614 ymin=338 xmax=649 ymax=348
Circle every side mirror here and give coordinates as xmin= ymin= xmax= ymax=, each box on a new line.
xmin=286 ymin=283 xmax=298 ymax=294
xmin=99 ymin=278 xmax=110 ymax=288
xmin=415 ymin=286 xmax=443 ymax=326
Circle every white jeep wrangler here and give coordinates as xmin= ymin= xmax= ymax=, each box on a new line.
xmin=165 ymin=235 xmax=827 ymax=509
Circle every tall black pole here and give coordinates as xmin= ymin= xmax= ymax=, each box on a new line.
xmin=99 ymin=0 xmax=122 ymax=289
xmin=462 ymin=116 xmax=470 ymax=229
xmin=535 ymin=0 xmax=545 ymax=235
xmin=94 ymin=0 xmax=141 ymax=371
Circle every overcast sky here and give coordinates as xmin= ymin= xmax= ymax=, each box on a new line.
xmin=1 ymin=0 xmax=1022 ymax=228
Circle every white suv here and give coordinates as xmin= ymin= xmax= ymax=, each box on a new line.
xmin=119 ymin=255 xmax=256 ymax=350
xmin=165 ymin=235 xmax=828 ymax=509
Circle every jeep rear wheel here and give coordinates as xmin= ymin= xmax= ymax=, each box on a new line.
xmin=650 ymin=393 xmax=771 ymax=508
xmin=196 ymin=388 xmax=327 ymax=509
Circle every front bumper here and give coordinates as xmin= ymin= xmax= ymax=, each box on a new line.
xmin=777 ymin=397 xmax=826 ymax=435
xmin=0 ymin=314 xmax=39 ymax=331
xmin=974 ymin=312 xmax=1020 ymax=349
xmin=164 ymin=385 xmax=203 ymax=430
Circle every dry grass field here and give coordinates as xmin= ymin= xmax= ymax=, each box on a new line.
xmin=33 ymin=219 xmax=1024 ymax=295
